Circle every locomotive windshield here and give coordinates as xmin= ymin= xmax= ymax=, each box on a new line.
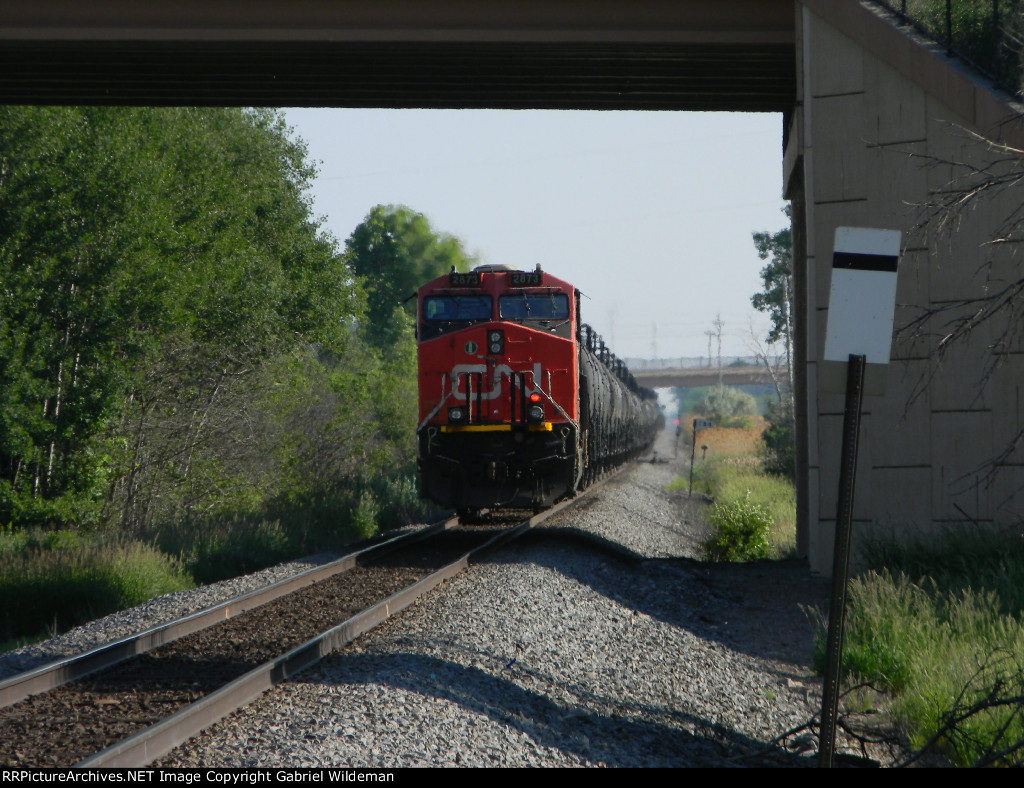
xmin=499 ymin=293 xmax=570 ymax=321
xmin=423 ymin=295 xmax=493 ymax=322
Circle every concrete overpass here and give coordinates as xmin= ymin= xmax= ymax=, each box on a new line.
xmin=0 ymin=0 xmax=795 ymax=110
xmin=3 ymin=1 xmax=1023 ymax=574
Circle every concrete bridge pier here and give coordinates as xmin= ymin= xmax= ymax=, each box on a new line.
xmin=789 ymin=1 xmax=1024 ymax=573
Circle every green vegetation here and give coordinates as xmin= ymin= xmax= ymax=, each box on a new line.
xmin=671 ymin=385 xmax=775 ymax=418
xmin=904 ymin=0 xmax=1023 ymax=92
xmin=751 ymin=206 xmax=793 ymax=350
xmin=700 ymin=494 xmax=773 ymax=562
xmin=686 ymin=459 xmax=796 ymax=559
xmin=0 ymin=528 xmax=192 ymax=647
xmin=761 ymin=398 xmax=796 ymax=481
xmin=819 ymin=524 xmax=1024 ymax=766
xmin=695 ymin=385 xmax=757 ymax=429
xmin=0 ymin=108 xmax=466 ymax=647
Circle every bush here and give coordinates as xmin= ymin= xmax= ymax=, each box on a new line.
xmin=701 ymin=493 xmax=773 ymax=561
xmin=180 ymin=518 xmax=293 ymax=586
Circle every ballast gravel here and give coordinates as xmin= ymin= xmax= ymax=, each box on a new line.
xmin=160 ymin=428 xmax=835 ymax=768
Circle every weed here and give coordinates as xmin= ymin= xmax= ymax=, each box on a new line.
xmin=701 ymin=493 xmax=773 ymax=562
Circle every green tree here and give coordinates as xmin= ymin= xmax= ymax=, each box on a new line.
xmin=751 ymin=204 xmax=793 ymax=351
xmin=751 ymin=206 xmax=795 ymax=481
xmin=0 ymin=107 xmax=170 ymax=526
xmin=697 ymin=386 xmax=757 ymax=426
xmin=344 ymin=205 xmax=476 ymax=348
xmin=0 ymin=107 xmax=358 ymax=531
xmin=106 ymin=108 xmax=357 ymax=532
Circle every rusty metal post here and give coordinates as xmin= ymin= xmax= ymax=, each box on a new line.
xmin=818 ymin=353 xmax=866 ymax=768
xmin=689 ymin=419 xmax=697 ymax=497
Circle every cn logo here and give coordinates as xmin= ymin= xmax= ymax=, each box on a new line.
xmin=451 ymin=363 xmax=542 ymax=400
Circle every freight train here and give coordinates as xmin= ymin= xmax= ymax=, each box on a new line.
xmin=416 ymin=264 xmax=661 ymax=514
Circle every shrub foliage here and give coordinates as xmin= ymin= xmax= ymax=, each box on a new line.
xmin=701 ymin=493 xmax=773 ymax=562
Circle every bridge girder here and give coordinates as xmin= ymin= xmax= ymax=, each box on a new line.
xmin=0 ymin=0 xmax=796 ymax=110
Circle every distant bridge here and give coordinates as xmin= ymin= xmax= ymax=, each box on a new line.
xmin=633 ymin=366 xmax=784 ymax=388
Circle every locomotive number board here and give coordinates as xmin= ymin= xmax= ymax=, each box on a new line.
xmin=509 ymin=271 xmax=543 ymax=286
xmin=448 ymin=271 xmax=481 ymax=287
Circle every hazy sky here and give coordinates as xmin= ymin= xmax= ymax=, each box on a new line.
xmin=283 ymin=108 xmax=788 ymax=361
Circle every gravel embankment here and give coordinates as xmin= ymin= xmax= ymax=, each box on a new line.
xmin=158 ymin=428 xmax=836 ymax=767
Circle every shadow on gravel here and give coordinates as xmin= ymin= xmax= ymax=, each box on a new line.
xmin=480 ymin=531 xmax=829 ymax=678
xmin=313 ymin=651 xmax=810 ymax=767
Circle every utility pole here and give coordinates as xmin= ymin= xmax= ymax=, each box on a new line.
xmin=704 ymin=330 xmax=714 ymax=369
xmin=713 ymin=313 xmax=724 ymax=386
xmin=651 ymin=322 xmax=657 ymax=361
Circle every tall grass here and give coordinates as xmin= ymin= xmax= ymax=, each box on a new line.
xmin=821 ymin=524 xmax=1024 ymax=766
xmin=858 ymin=523 xmax=1024 ymax=616
xmin=0 ymin=531 xmax=193 ymax=645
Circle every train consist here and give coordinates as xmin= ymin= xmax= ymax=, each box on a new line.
xmin=416 ymin=264 xmax=661 ymax=513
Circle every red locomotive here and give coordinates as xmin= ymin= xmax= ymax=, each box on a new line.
xmin=416 ymin=264 xmax=661 ymax=514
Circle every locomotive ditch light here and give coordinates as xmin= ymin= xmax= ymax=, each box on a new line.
xmin=448 ymin=406 xmax=466 ymax=423
xmin=488 ymin=329 xmax=504 ymax=354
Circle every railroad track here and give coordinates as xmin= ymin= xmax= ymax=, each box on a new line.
xmin=0 ymin=470 xmax=623 ymax=768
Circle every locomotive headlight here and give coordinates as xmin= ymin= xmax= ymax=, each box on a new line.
xmin=448 ymin=406 xmax=466 ymax=423
xmin=487 ymin=330 xmax=504 ymax=355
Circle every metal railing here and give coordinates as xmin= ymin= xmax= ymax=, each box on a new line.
xmin=873 ymin=0 xmax=1023 ymax=97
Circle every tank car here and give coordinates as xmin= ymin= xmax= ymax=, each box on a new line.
xmin=416 ymin=264 xmax=660 ymax=513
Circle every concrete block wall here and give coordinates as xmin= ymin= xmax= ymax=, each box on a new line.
xmin=790 ymin=1 xmax=1024 ymax=573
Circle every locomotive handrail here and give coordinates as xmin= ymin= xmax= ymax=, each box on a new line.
xmin=416 ymin=383 xmax=454 ymax=433
xmin=524 ymin=369 xmax=577 ymax=428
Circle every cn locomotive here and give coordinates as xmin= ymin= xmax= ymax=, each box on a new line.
xmin=416 ymin=264 xmax=661 ymax=513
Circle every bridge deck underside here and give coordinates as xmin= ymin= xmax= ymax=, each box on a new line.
xmin=0 ymin=42 xmax=795 ymax=111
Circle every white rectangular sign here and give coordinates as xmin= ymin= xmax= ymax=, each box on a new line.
xmin=823 ymin=227 xmax=901 ymax=364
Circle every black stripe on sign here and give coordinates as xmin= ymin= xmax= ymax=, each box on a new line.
xmin=833 ymin=251 xmax=898 ymax=272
